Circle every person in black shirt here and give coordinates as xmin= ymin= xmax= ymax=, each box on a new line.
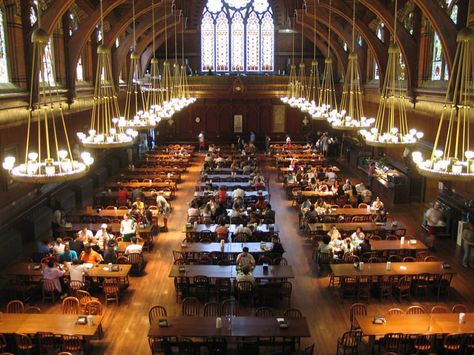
xmin=69 ymin=234 xmax=84 ymax=256
xmin=359 ymin=238 xmax=372 ymax=254
xmin=267 ymin=235 xmax=285 ymax=260
xmin=103 ymin=240 xmax=117 ymax=264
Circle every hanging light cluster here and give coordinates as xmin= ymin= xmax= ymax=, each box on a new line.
xmin=359 ymin=0 xmax=422 ymax=146
xmin=77 ymin=0 xmax=137 ymax=148
xmin=280 ymin=13 xmax=299 ymax=106
xmin=120 ymin=0 xmax=158 ymax=131
xmin=327 ymin=0 xmax=375 ymax=130
xmin=412 ymin=9 xmax=474 ymax=181
xmin=2 ymin=7 xmax=93 ymax=183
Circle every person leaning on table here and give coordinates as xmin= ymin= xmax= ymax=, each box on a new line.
xmin=80 ymin=244 xmax=103 ymax=264
xmin=236 ymin=247 xmax=256 ymax=270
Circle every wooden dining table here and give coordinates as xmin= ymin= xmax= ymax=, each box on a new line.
xmin=174 ymin=242 xmax=273 ymax=256
xmin=195 ymin=182 xmax=255 ymax=191
xmin=370 ymin=239 xmax=428 ymax=253
xmin=149 ymin=316 xmax=310 ymax=338
xmin=168 ymin=264 xmax=294 ymax=279
xmin=330 ymin=261 xmax=454 ymax=278
xmin=65 ymin=223 xmax=152 ymax=236
xmin=0 ymin=313 xmax=103 ymax=337
xmin=106 ymin=181 xmax=177 ymax=191
xmin=357 ymin=313 xmax=474 ymax=347
xmin=195 ymin=190 xmax=269 ymax=200
xmin=307 ymin=222 xmax=406 ymax=234
xmin=184 ymin=223 xmax=279 ymax=239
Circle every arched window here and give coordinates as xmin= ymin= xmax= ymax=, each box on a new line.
xmin=41 ymin=38 xmax=55 ymax=86
xmin=76 ymin=56 xmax=84 ymax=82
xmin=0 ymin=8 xmax=9 ymax=83
xmin=201 ymin=0 xmax=274 ymax=73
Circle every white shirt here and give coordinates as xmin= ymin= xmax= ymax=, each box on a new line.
xmin=326 ymin=171 xmax=337 ymax=181
xmin=53 ymin=243 xmax=65 ymax=255
xmin=42 ymin=267 xmax=65 ymax=292
xmin=124 ymin=244 xmax=143 ymax=255
xmin=236 ymin=253 xmax=255 ymax=268
xmin=286 ymin=136 xmax=291 ymax=144
xmin=232 ymin=188 xmax=245 ymax=200
xmin=78 ymin=229 xmax=93 ymax=241
xmin=120 ymin=219 xmax=136 ymax=235
xmin=69 ymin=264 xmax=86 ymax=282
xmin=234 ymin=226 xmax=253 ymax=236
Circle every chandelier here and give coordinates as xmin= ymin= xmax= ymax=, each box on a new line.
xmin=179 ymin=14 xmax=196 ymax=107
xmin=292 ymin=9 xmax=307 ymax=111
xmin=359 ymin=0 xmax=422 ymax=147
xmin=2 ymin=11 xmax=92 ymax=183
xmin=412 ymin=21 xmax=474 ymax=180
xmin=280 ymin=13 xmax=298 ymax=106
xmin=76 ymin=0 xmax=137 ymax=148
xmin=328 ymin=0 xmax=375 ymax=130
xmin=318 ymin=0 xmax=337 ymax=120
xmin=120 ymin=0 xmax=157 ymax=131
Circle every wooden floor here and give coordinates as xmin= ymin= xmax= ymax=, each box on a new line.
xmin=5 ymin=153 xmax=474 ymax=355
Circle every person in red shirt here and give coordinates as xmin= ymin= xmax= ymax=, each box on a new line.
xmin=117 ymin=187 xmax=129 ymax=206
xmin=217 ymin=186 xmax=228 ymax=205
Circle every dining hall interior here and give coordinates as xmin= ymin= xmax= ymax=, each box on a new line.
xmin=0 ymin=0 xmax=473 ymax=354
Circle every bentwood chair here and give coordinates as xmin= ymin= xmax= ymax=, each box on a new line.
xmin=0 ymin=334 xmax=7 ymax=352
xmin=182 ymin=297 xmax=200 ymax=316
xmin=283 ymin=308 xmax=303 ymax=318
xmin=37 ymin=332 xmax=61 ymax=354
xmin=349 ymin=303 xmax=367 ymax=330
xmin=255 ymin=307 xmax=274 ymax=317
xmin=6 ymin=300 xmax=24 ymax=313
xmin=61 ymin=297 xmax=80 ymax=314
xmin=431 ymin=305 xmax=450 ymax=313
xmin=148 ymin=336 xmax=172 ymax=355
xmin=62 ymin=335 xmax=84 ymax=354
xmin=442 ymin=333 xmax=464 ymax=354
xmin=406 ymin=306 xmax=426 ymax=314
xmin=336 ymin=330 xmax=362 ymax=355
xmin=393 ymin=276 xmax=411 ymax=301
xmin=41 ymin=279 xmax=57 ymax=303
xmin=220 ymin=299 xmax=239 ymax=317
xmin=149 ymin=305 xmax=167 ymax=324
xmin=203 ymin=302 xmax=221 ymax=317
xmin=377 ymin=333 xmax=404 ymax=355
xmin=452 ymin=304 xmax=468 ymax=313
xmin=15 ymin=333 xmax=34 ymax=354
xmin=387 ymin=308 xmax=404 ymax=315
xmin=103 ymin=278 xmax=120 ymax=306
xmin=413 ymin=334 xmax=435 ymax=354
xmin=84 ymin=300 xmax=104 ymax=338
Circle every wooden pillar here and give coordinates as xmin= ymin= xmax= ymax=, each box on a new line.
xmin=61 ymin=13 xmax=74 ymax=106
xmin=418 ymin=17 xmax=433 ymax=82
xmin=53 ymin=20 xmax=66 ymax=86
xmin=4 ymin=0 xmax=27 ymax=89
xmin=407 ymin=7 xmax=421 ymax=98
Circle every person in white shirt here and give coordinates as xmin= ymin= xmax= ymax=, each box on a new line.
xmin=355 ymin=182 xmax=366 ymax=195
xmin=95 ymin=224 xmax=114 ymax=250
xmin=236 ymin=266 xmax=255 ymax=285
xmin=234 ymin=222 xmax=253 ymax=237
xmin=124 ymin=237 xmax=143 ymax=256
xmin=156 ymin=192 xmax=171 ymax=230
xmin=232 ymin=187 xmax=245 ymax=200
xmin=77 ymin=226 xmax=93 ymax=242
xmin=236 ymin=247 xmax=256 ymax=269
xmin=325 ymin=168 xmax=337 ymax=182
xmin=69 ymin=258 xmax=86 ymax=283
xmin=371 ymin=196 xmax=384 ymax=210
xmin=327 ymin=225 xmax=341 ymax=241
xmin=52 ymin=238 xmax=65 ymax=255
xmin=350 ymin=227 xmax=365 ymax=242
xmin=120 ymin=214 xmax=137 ymax=242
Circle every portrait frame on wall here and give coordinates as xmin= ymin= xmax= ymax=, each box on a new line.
xmin=272 ymin=105 xmax=285 ymax=133
xmin=234 ymin=114 xmax=243 ymax=133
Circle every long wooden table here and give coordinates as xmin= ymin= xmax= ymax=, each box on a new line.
xmin=370 ymin=239 xmax=428 ymax=253
xmin=185 ymin=223 xmax=279 ymax=241
xmin=65 ymin=223 xmax=152 ymax=236
xmin=175 ymin=242 xmax=272 ymax=255
xmin=0 ymin=313 xmax=102 ymax=337
xmin=330 ymin=261 xmax=453 ymax=278
xmin=149 ymin=316 xmax=310 ymax=338
xmin=106 ymin=181 xmax=177 ymax=191
xmin=195 ymin=190 xmax=269 ymax=201
xmin=308 ymin=222 xmax=406 ymax=234
xmin=196 ymin=182 xmax=255 ymax=191
xmin=357 ymin=313 xmax=474 ymax=346
xmin=168 ymin=265 xmax=294 ymax=279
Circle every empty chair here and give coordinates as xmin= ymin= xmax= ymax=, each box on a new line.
xmin=336 ymin=330 xmax=362 ymax=355
xmin=393 ymin=276 xmax=411 ymax=301
xmin=413 ymin=273 xmax=431 ymax=299
xmin=442 ymin=333 xmax=464 ymax=354
xmin=61 ymin=297 xmax=80 ymax=314
xmin=280 ymin=281 xmax=293 ymax=307
xmin=424 ymin=256 xmax=439 ymax=262
xmin=37 ymin=332 xmax=61 ymax=354
xmin=357 ymin=276 xmax=372 ymax=301
xmin=215 ymin=278 xmax=232 ymax=301
xmin=406 ymin=305 xmax=426 ymax=314
xmin=387 ymin=308 xmax=404 ymax=315
xmin=174 ymin=277 xmax=190 ymax=303
xmin=24 ymin=306 xmax=41 ymax=314
xmin=193 ymin=275 xmax=210 ymax=302
xmin=74 ymin=289 xmax=98 ymax=310
xmin=235 ymin=281 xmax=254 ymax=306
xmin=62 ymin=335 xmax=83 ymax=354
xmin=220 ymin=299 xmax=239 ymax=317
xmin=6 ymin=300 xmax=24 ymax=314
xmin=103 ymin=278 xmax=120 ymax=306
xmin=413 ymin=334 xmax=435 ymax=354
xmin=273 ymin=257 xmax=288 ymax=265
xmin=349 ymin=303 xmax=367 ymax=330
xmin=386 ymin=235 xmax=399 ymax=240
xmin=388 ymin=255 xmax=402 ymax=262
xmin=255 ymin=307 xmax=274 ymax=317
xmin=451 ymin=304 xmax=468 ymax=313
xmin=0 ymin=334 xmax=7 ymax=352
xmin=203 ymin=302 xmax=221 ymax=317
xmin=431 ymin=305 xmax=450 ymax=313
xmin=378 ymin=276 xmax=393 ymax=300
xmin=14 ymin=333 xmax=33 ymax=354
xmin=402 ymin=256 xmax=416 ymax=262
xmin=149 ymin=305 xmax=167 ymax=324
xmin=378 ymin=333 xmax=404 ymax=354
xmin=128 ymin=253 xmax=145 ymax=274
xmin=435 ymin=273 xmax=454 ymax=300
xmin=283 ymin=308 xmax=303 ymax=318
xmin=182 ymin=297 xmax=200 ymax=316
xmin=84 ymin=300 xmax=103 ymax=316
xmin=148 ymin=336 xmax=171 ymax=355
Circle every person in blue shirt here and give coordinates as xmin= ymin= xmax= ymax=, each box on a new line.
xmin=58 ymin=244 xmax=78 ymax=263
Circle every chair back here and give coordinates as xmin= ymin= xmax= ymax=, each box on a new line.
xmin=25 ymin=306 xmax=42 ymax=313
xmin=340 ymin=330 xmax=362 ymax=347
xmin=387 ymin=308 xmax=404 ymax=315
xmin=68 ymin=280 xmax=84 ymax=292
xmin=452 ymin=304 xmax=468 ymax=313
xmin=443 ymin=333 xmax=464 ymax=351
xmin=431 ymin=305 xmax=449 ymax=313
xmin=103 ymin=278 xmax=120 ymax=293
xmin=220 ymin=299 xmax=239 ymax=316
xmin=61 ymin=297 xmax=80 ymax=314
xmin=283 ymin=308 xmax=303 ymax=318
xmin=182 ymin=297 xmax=200 ymax=316
xmin=255 ymin=307 xmax=274 ymax=317
xmin=6 ymin=300 xmax=24 ymax=314
xmin=349 ymin=303 xmax=367 ymax=330
xmin=380 ymin=333 xmax=403 ymax=352
xmin=301 ymin=344 xmax=315 ymax=355
xmin=116 ymin=256 xmax=130 ymax=264
xmin=84 ymin=300 xmax=104 ymax=315
xmin=407 ymin=305 xmax=425 ymax=314
xmin=149 ymin=305 xmax=167 ymax=324
xmin=42 ymin=278 xmax=56 ymax=292
xmin=14 ymin=333 xmax=32 ymax=350
xmin=203 ymin=302 xmax=221 ymax=317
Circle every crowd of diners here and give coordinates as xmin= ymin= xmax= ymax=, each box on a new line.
xmin=0 ymin=145 xmax=193 ymax=354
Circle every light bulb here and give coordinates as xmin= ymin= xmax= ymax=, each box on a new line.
xmin=88 ymin=129 xmax=96 ymax=137
xmin=28 ymin=152 xmax=38 ymax=161
xmin=58 ymin=150 xmax=68 ymax=159
xmin=81 ymin=152 xmax=91 ymax=160
xmin=434 ymin=150 xmax=443 ymax=158
xmin=464 ymin=151 xmax=474 ymax=160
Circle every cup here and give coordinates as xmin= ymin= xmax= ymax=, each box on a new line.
xmin=459 ymin=313 xmax=466 ymax=324
xmin=400 ymin=236 xmax=405 ymax=244
xmin=216 ymin=317 xmax=222 ymax=329
xmin=87 ymin=315 xmax=94 ymax=326
xmin=359 ymin=262 xmax=364 ymax=271
xmin=386 ymin=261 xmax=391 ymax=271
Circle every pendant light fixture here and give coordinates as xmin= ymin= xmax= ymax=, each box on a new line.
xmin=280 ymin=14 xmax=298 ymax=105
xmin=319 ymin=0 xmax=337 ymax=119
xmin=120 ymin=0 xmax=157 ymax=131
xmin=328 ymin=0 xmax=375 ymax=130
xmin=412 ymin=0 xmax=474 ymax=181
xmin=304 ymin=0 xmax=322 ymax=116
xmin=76 ymin=0 xmax=137 ymax=148
xmin=360 ymin=0 xmax=423 ymax=146
xmin=3 ymin=5 xmax=92 ymax=183
xmin=180 ymin=13 xmax=196 ymax=107
xmin=170 ymin=5 xmax=184 ymax=112
xmin=294 ymin=7 xmax=307 ymax=110
xmin=159 ymin=0 xmax=175 ymax=119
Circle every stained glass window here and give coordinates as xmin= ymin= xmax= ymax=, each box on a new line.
xmin=30 ymin=2 xmax=38 ymax=26
xmin=0 ymin=8 xmax=9 ymax=83
xmin=374 ymin=62 xmax=379 ymax=81
xmin=376 ymin=23 xmax=384 ymax=41
xmin=41 ymin=38 xmax=55 ymax=86
xmin=200 ymin=0 xmax=274 ymax=73
xmin=76 ymin=56 xmax=83 ymax=82
xmin=431 ymin=32 xmax=443 ymax=80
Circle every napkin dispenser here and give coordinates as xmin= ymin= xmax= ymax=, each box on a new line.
xmin=277 ymin=318 xmax=288 ymax=328
xmin=262 ymin=264 xmax=269 ymax=273
xmin=159 ymin=319 xmax=169 ymax=327
xmin=373 ymin=315 xmax=386 ymax=324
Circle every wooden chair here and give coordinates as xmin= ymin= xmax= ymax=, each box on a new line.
xmin=6 ymin=300 xmax=24 ymax=313
xmin=378 ymin=333 xmax=403 ymax=355
xmin=358 ymin=203 xmax=369 ymax=209
xmin=451 ymin=304 xmax=468 ymax=313
xmin=431 ymin=305 xmax=450 ymax=313
xmin=203 ymin=302 xmax=221 ymax=317
xmin=370 ymin=235 xmax=382 ymax=240
xmin=357 ymin=276 xmax=372 ymax=301
xmin=233 ymin=234 xmax=247 ymax=243
xmin=193 ymin=275 xmax=210 ymax=302
xmin=273 ymin=256 xmax=288 ymax=265
xmin=103 ymin=278 xmax=120 ymax=306
xmin=174 ymin=277 xmax=190 ymax=303
xmin=283 ymin=308 xmax=303 ymax=318
xmin=41 ymin=279 xmax=57 ymax=303
xmin=14 ymin=333 xmax=33 ymax=354
xmin=336 ymin=330 xmax=362 ymax=355
xmin=280 ymin=281 xmax=293 ymax=307
xmin=387 ymin=308 xmax=404 ymax=315
xmin=62 ymin=335 xmax=83 ymax=354
xmin=220 ymin=299 xmax=239 ymax=316
xmin=255 ymin=307 xmax=274 ymax=317
xmin=413 ymin=273 xmax=431 ymax=299
xmin=413 ymin=334 xmax=435 ymax=354
xmin=402 ymin=256 xmax=416 ymax=262
xmin=424 ymin=256 xmax=439 ymax=262
xmin=149 ymin=305 xmax=167 ymax=324
xmin=198 ymin=255 xmax=213 ymax=265
xmin=340 ymin=277 xmax=358 ymax=300
xmin=37 ymin=331 xmax=61 ymax=354
xmin=74 ymin=289 xmax=98 ymax=310
xmin=215 ymin=278 xmax=232 ymax=301
xmin=84 ymin=300 xmax=104 ymax=316
xmin=258 ymin=255 xmax=273 ymax=265
xmin=61 ymin=297 xmax=80 ymax=314
xmin=349 ymin=303 xmax=367 ymax=330
xmin=386 ymin=235 xmax=399 ymax=240
xmin=0 ymin=334 xmax=7 ymax=352
xmin=128 ymin=252 xmax=145 ymax=275
xmin=24 ymin=306 xmax=41 ymax=314
xmin=435 ymin=273 xmax=454 ymax=300
xmin=406 ymin=305 xmax=426 ymax=314
xmin=442 ymin=333 xmax=464 ymax=354
xmin=68 ymin=280 xmax=84 ymax=293
xmin=342 ymin=204 xmax=352 ymax=209
xmin=148 ymin=336 xmax=171 ymax=355
xmin=235 ymin=281 xmax=254 ymax=306
xmin=393 ymin=276 xmax=411 ymax=301
xmin=378 ymin=276 xmax=393 ymax=300
xmin=182 ymin=297 xmax=200 ymax=316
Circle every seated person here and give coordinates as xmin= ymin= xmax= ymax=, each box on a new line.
xmin=103 ymin=240 xmax=117 ymax=264
xmin=236 ymin=247 xmax=256 ymax=270
xmin=215 ymin=222 xmax=229 ymax=241
xmin=254 ymin=178 xmax=265 ymax=190
xmin=187 ymin=203 xmax=201 ymax=221
xmin=42 ymin=259 xmax=65 ymax=294
xmin=132 ymin=197 xmax=145 ymax=213
xmin=262 ymin=204 xmax=275 ymax=223
xmin=36 ymin=239 xmax=52 ymax=255
xmin=314 ymin=198 xmax=328 ymax=211
xmin=360 ymin=188 xmax=372 ymax=204
xmin=232 ymin=187 xmax=245 ymax=200
xmin=355 ymin=182 xmax=366 ymax=195
xmin=267 ymin=235 xmax=285 ymax=259
xmin=234 ymin=221 xmax=253 ymax=237
xmin=300 ymin=198 xmax=313 ymax=216
xmin=306 ymin=205 xmax=318 ymax=221
xmin=327 ymin=225 xmax=341 ymax=241
xmin=255 ymin=197 xmax=268 ymax=210
xmin=69 ymin=258 xmax=87 ymax=283
xmin=58 ymin=244 xmax=78 ymax=263
xmin=124 ymin=237 xmax=143 ymax=256
xmin=318 ymin=235 xmax=333 ymax=254
xmin=371 ymin=196 xmax=384 ymax=210
xmin=69 ymin=234 xmax=84 ymax=256
xmin=95 ymin=223 xmax=114 ymax=250
xmin=341 ymin=238 xmax=355 ymax=254
xmin=351 ymin=227 xmax=365 ymax=242
xmin=216 ymin=186 xmax=228 ymax=205
xmin=236 ymin=265 xmax=255 ymax=285
xmin=342 ymin=179 xmax=352 ymax=192
xmin=359 ymin=238 xmax=372 ymax=254
xmin=52 ymin=238 xmax=65 ymax=255
xmin=325 ymin=168 xmax=337 ymax=182
xmin=80 ymin=244 xmax=103 ymax=264
xmin=77 ymin=226 xmax=93 ymax=242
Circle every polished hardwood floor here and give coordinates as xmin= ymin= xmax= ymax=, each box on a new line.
xmin=4 ymin=153 xmax=474 ymax=354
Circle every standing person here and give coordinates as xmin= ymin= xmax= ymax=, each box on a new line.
xmin=265 ymin=134 xmax=271 ymax=154
xmin=285 ymin=134 xmax=292 ymax=148
xmin=156 ymin=191 xmax=171 ymax=231
xmin=367 ymin=161 xmax=375 ymax=190
xmin=249 ymin=131 xmax=256 ymax=145
xmin=198 ymin=131 xmax=205 ymax=152
xmin=120 ymin=214 xmax=137 ymax=242
xmin=51 ymin=204 xmax=64 ymax=239
xmin=320 ymin=133 xmax=329 ymax=157
xmin=424 ymin=201 xmax=445 ymax=251
xmin=462 ymin=222 xmax=474 ymax=268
